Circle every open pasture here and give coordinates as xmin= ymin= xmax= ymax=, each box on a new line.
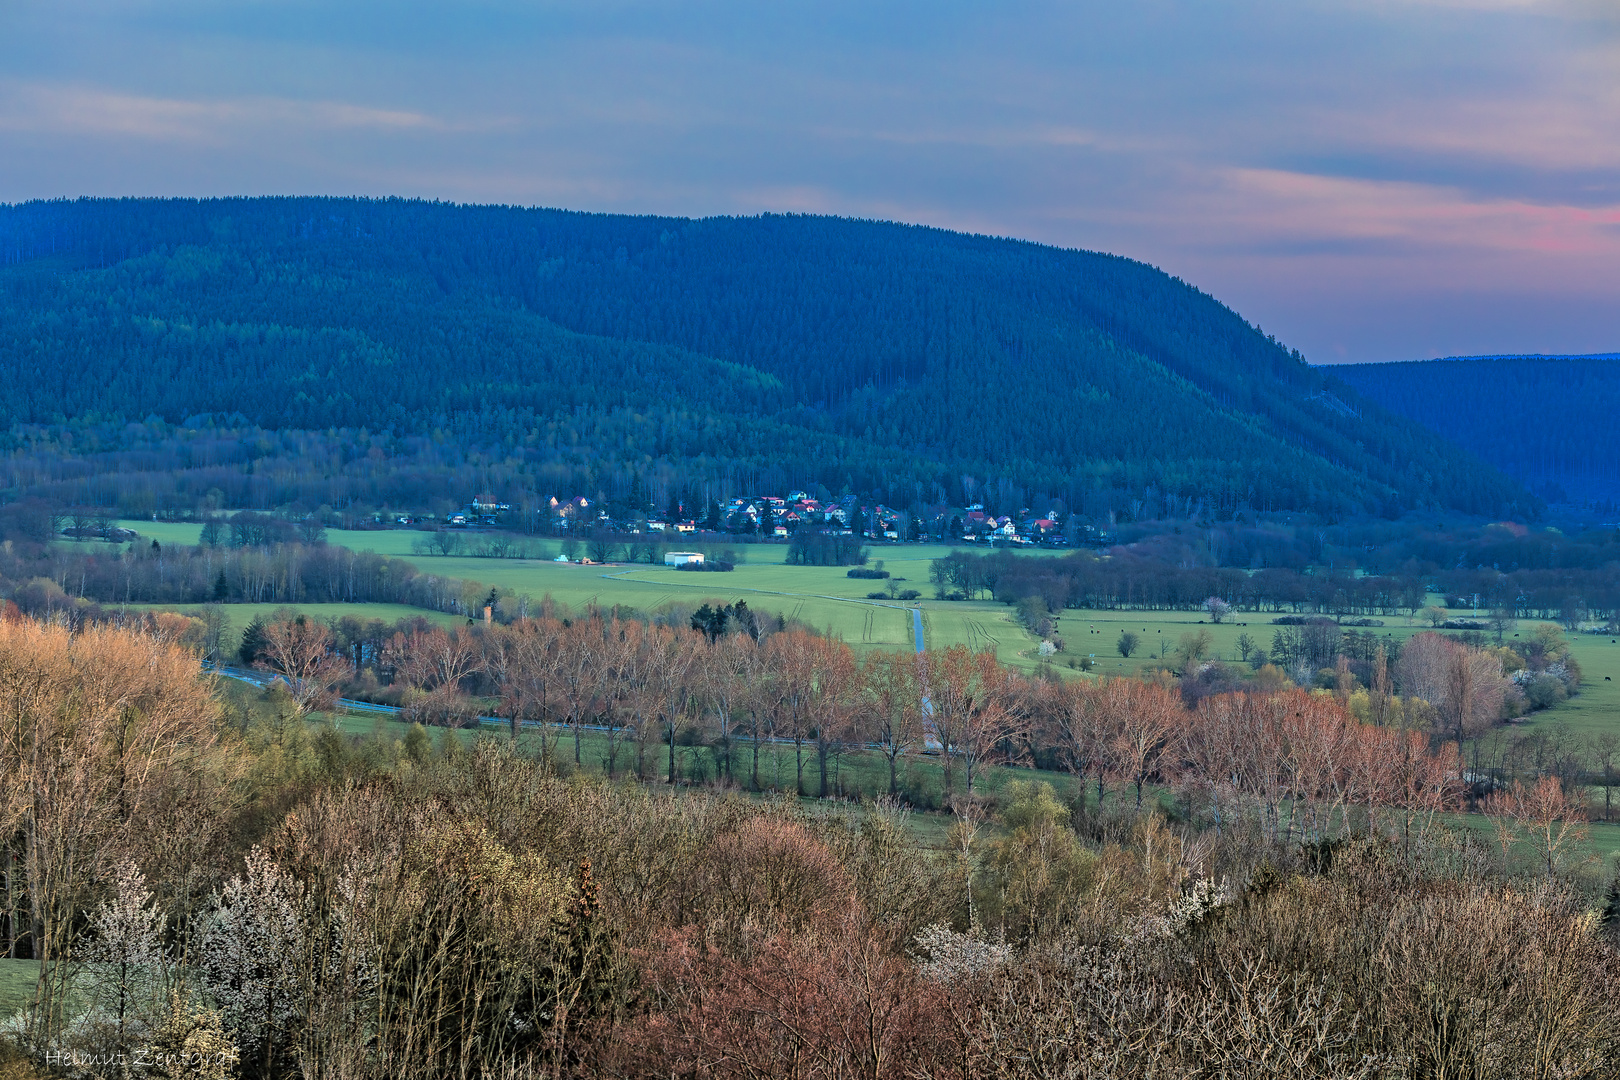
xmin=1064 ymin=605 xmax=1620 ymax=735
xmin=1528 ymin=631 xmax=1620 ymax=736
xmin=115 ymin=522 xmax=1040 ymax=660
xmin=130 ymin=601 xmax=463 ymax=635
xmin=298 ymin=693 xmax=1077 ymax=858
xmin=112 ymin=521 xmax=1620 ymax=729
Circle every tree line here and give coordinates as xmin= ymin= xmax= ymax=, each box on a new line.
xmin=1 ymin=613 xmax=1617 ymax=1078
xmin=0 ymin=534 xmax=533 ymax=623
xmin=934 ymin=546 xmax=1620 ymax=622
xmin=232 ymin=603 xmax=1551 ymax=826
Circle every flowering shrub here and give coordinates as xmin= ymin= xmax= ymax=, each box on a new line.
xmin=914 ymin=924 xmax=1010 ymax=985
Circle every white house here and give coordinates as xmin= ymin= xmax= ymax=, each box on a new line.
xmin=664 ymin=551 xmax=706 ymax=567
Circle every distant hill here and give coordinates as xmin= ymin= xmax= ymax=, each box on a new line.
xmin=1334 ymin=356 xmax=1620 ymax=506
xmin=0 ymin=198 xmax=1531 ymax=518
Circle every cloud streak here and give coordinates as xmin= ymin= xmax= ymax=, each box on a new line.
xmin=0 ymin=82 xmax=475 ymax=141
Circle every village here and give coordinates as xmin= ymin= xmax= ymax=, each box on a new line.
xmin=419 ymin=490 xmax=1109 ymax=549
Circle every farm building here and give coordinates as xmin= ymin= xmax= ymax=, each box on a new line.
xmin=664 ymin=551 xmax=705 ymax=567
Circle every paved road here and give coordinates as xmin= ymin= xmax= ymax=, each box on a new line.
xmin=209 ymin=663 xmax=412 ymax=716
xmin=912 ymin=607 xmax=925 ymax=652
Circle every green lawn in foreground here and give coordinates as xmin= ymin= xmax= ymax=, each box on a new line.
xmin=0 ymin=957 xmax=38 ymax=1021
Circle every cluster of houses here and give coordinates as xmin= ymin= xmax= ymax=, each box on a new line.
xmin=411 ymin=492 xmax=1104 ymax=548
xmin=661 ymin=492 xmax=866 ymax=538
xmin=959 ymin=506 xmax=1068 ymax=546
xmin=391 ymin=496 xmax=515 ymax=528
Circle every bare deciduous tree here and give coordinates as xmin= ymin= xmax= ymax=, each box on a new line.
xmin=259 ymin=617 xmax=348 ymax=716
xmin=1485 ymin=775 xmax=1590 ymax=880
xmin=1102 ymin=678 xmax=1184 ymax=810
xmin=862 ymin=652 xmax=924 ymax=800
xmin=1398 ymin=631 xmax=1507 ymax=744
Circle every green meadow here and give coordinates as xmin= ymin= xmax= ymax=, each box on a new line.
xmin=0 ymin=958 xmax=35 ymax=1022
xmin=131 ymin=601 xmax=464 ymax=635
xmin=114 ymin=520 xmax=1620 ymax=728
xmin=115 ymin=522 xmax=1052 ymax=666
xmin=1056 ymin=603 xmax=1620 ymax=736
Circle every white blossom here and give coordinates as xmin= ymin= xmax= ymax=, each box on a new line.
xmin=74 ymin=858 xmax=169 ymax=1048
xmin=1135 ymin=876 xmax=1233 ymax=940
xmin=197 ymin=848 xmax=307 ymax=1056
xmin=914 ymin=924 xmax=1011 ymax=985
xmin=80 ymin=859 xmax=167 ymax=969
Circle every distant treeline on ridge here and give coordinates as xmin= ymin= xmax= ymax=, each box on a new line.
xmin=0 ymin=197 xmax=1534 ymax=522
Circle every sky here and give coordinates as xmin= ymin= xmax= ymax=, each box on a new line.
xmin=2 ymin=0 xmax=1616 ymax=363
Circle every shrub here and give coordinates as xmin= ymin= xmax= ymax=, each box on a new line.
xmin=1525 ymin=672 xmax=1568 ymax=710
xmin=0 ymin=1036 xmax=47 ymax=1080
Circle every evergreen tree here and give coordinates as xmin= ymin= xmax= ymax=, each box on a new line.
xmin=239 ymin=616 xmax=269 ymax=666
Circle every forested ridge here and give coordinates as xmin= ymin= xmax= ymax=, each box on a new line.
xmin=0 ymin=197 xmax=1531 ymax=517
xmin=1334 ymin=355 xmax=1620 ymax=506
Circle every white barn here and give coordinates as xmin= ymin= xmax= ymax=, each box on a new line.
xmin=664 ymin=551 xmax=705 ymax=567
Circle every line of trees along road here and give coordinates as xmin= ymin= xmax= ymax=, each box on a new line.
xmin=2 ymin=613 xmax=1618 ymax=1078
xmin=1 ymin=536 xmax=523 ymax=622
xmin=934 ymin=546 xmax=1620 ymax=621
xmin=236 ymin=606 xmax=1481 ymax=826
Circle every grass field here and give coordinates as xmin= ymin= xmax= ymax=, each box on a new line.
xmin=295 ymin=701 xmax=1052 ymax=854
xmin=0 ymin=958 xmax=35 ymax=1021
xmin=112 ymin=520 xmax=1620 ymax=729
xmin=317 ymin=701 xmax=1078 ymax=806
xmin=130 ymin=601 xmax=464 ymax=636
xmin=1060 ymin=604 xmax=1620 ymax=735
xmin=113 ymin=522 xmax=1049 ymax=665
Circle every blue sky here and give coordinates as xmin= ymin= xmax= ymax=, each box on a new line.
xmin=3 ymin=0 xmax=1616 ymax=363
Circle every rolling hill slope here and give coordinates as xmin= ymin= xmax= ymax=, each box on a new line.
xmin=1335 ymin=356 xmax=1620 ymax=506
xmin=0 ymin=198 xmax=1532 ymax=518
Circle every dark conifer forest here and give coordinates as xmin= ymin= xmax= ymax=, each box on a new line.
xmin=0 ymin=197 xmax=1532 ymax=519
xmin=1335 ymin=355 xmax=1620 ymax=506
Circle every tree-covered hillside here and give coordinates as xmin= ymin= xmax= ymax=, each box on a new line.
xmin=0 ymin=198 xmax=1530 ymax=518
xmin=1335 ymin=356 xmax=1620 ymax=506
